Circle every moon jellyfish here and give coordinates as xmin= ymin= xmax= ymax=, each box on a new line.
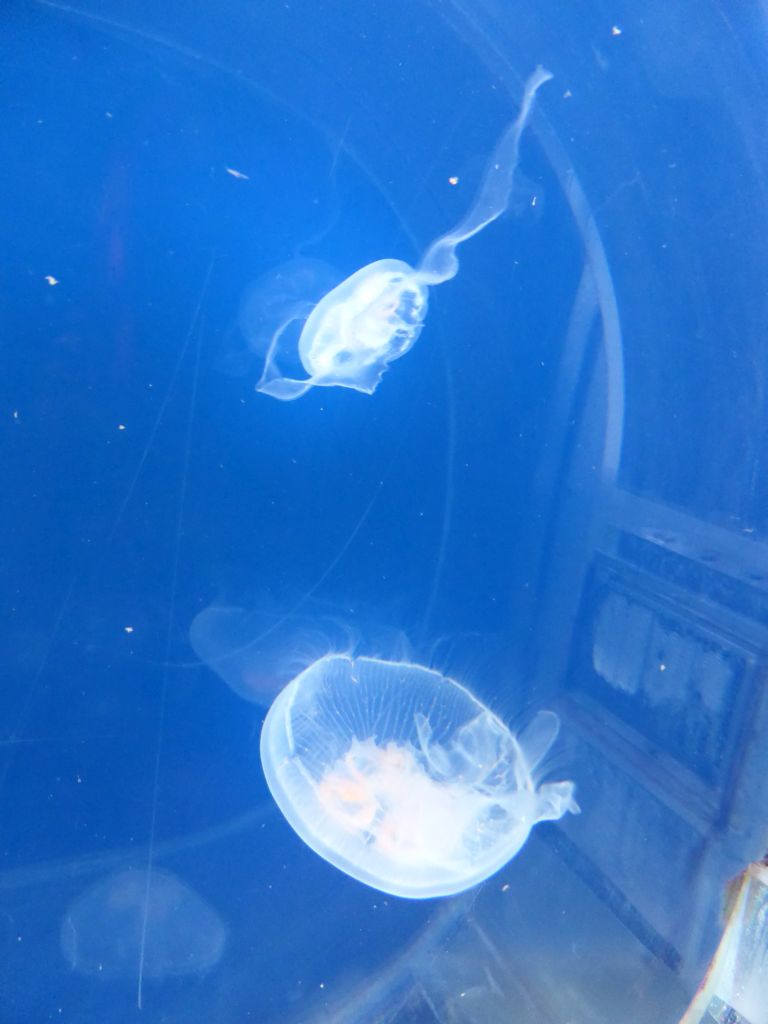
xmin=256 ymin=66 xmax=552 ymax=401
xmin=260 ymin=654 xmax=579 ymax=898
xmin=60 ymin=868 xmax=227 ymax=979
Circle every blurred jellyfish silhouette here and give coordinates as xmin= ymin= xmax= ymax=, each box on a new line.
xmin=60 ymin=868 xmax=227 ymax=980
xmin=260 ymin=654 xmax=579 ymax=898
xmin=189 ymin=595 xmax=407 ymax=706
xmin=255 ymin=66 xmax=552 ymax=401
xmin=189 ymin=599 xmax=346 ymax=705
xmin=217 ymin=257 xmax=340 ymax=379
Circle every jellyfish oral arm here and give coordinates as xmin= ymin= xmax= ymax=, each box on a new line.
xmin=256 ymin=373 xmax=315 ymax=402
xmin=416 ymin=65 xmax=553 ymax=286
xmin=255 ymin=309 xmax=318 ymax=401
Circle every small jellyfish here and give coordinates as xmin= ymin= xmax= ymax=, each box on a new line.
xmin=260 ymin=654 xmax=579 ymax=899
xmin=256 ymin=66 xmax=552 ymax=401
xmin=60 ymin=868 xmax=227 ymax=980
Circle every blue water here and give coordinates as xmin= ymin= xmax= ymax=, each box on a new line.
xmin=4 ymin=2 xmax=768 ymax=1022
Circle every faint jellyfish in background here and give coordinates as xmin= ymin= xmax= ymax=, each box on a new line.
xmin=190 ymin=595 xmax=411 ymax=706
xmin=260 ymin=654 xmax=579 ymax=899
xmin=256 ymin=66 xmax=552 ymax=401
xmin=189 ymin=602 xmax=287 ymax=705
xmin=189 ymin=598 xmax=347 ymax=705
xmin=217 ymin=257 xmax=340 ymax=380
xmin=60 ymin=868 xmax=227 ymax=980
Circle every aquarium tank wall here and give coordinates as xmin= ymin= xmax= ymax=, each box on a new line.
xmin=3 ymin=1 xmax=768 ymax=1022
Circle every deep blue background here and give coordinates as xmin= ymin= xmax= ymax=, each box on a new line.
xmin=3 ymin=2 xmax=768 ymax=1022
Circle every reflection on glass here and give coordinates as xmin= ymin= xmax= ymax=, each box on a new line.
xmin=260 ymin=654 xmax=578 ymax=898
xmin=60 ymin=868 xmax=227 ymax=980
xmin=681 ymin=861 xmax=768 ymax=1024
xmin=256 ymin=67 xmax=552 ymax=400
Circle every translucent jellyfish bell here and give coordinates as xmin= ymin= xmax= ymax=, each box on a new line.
xmin=60 ymin=868 xmax=227 ymax=980
xmin=260 ymin=654 xmax=579 ymax=899
xmin=256 ymin=66 xmax=552 ymax=401
xmin=188 ymin=597 xmax=355 ymax=705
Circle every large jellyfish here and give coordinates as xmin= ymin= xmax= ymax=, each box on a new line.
xmin=256 ymin=66 xmax=552 ymax=401
xmin=259 ymin=654 xmax=579 ymax=899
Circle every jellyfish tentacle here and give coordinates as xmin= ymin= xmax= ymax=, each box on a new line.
xmin=517 ymin=709 xmax=561 ymax=774
xmin=417 ymin=66 xmax=553 ymax=285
